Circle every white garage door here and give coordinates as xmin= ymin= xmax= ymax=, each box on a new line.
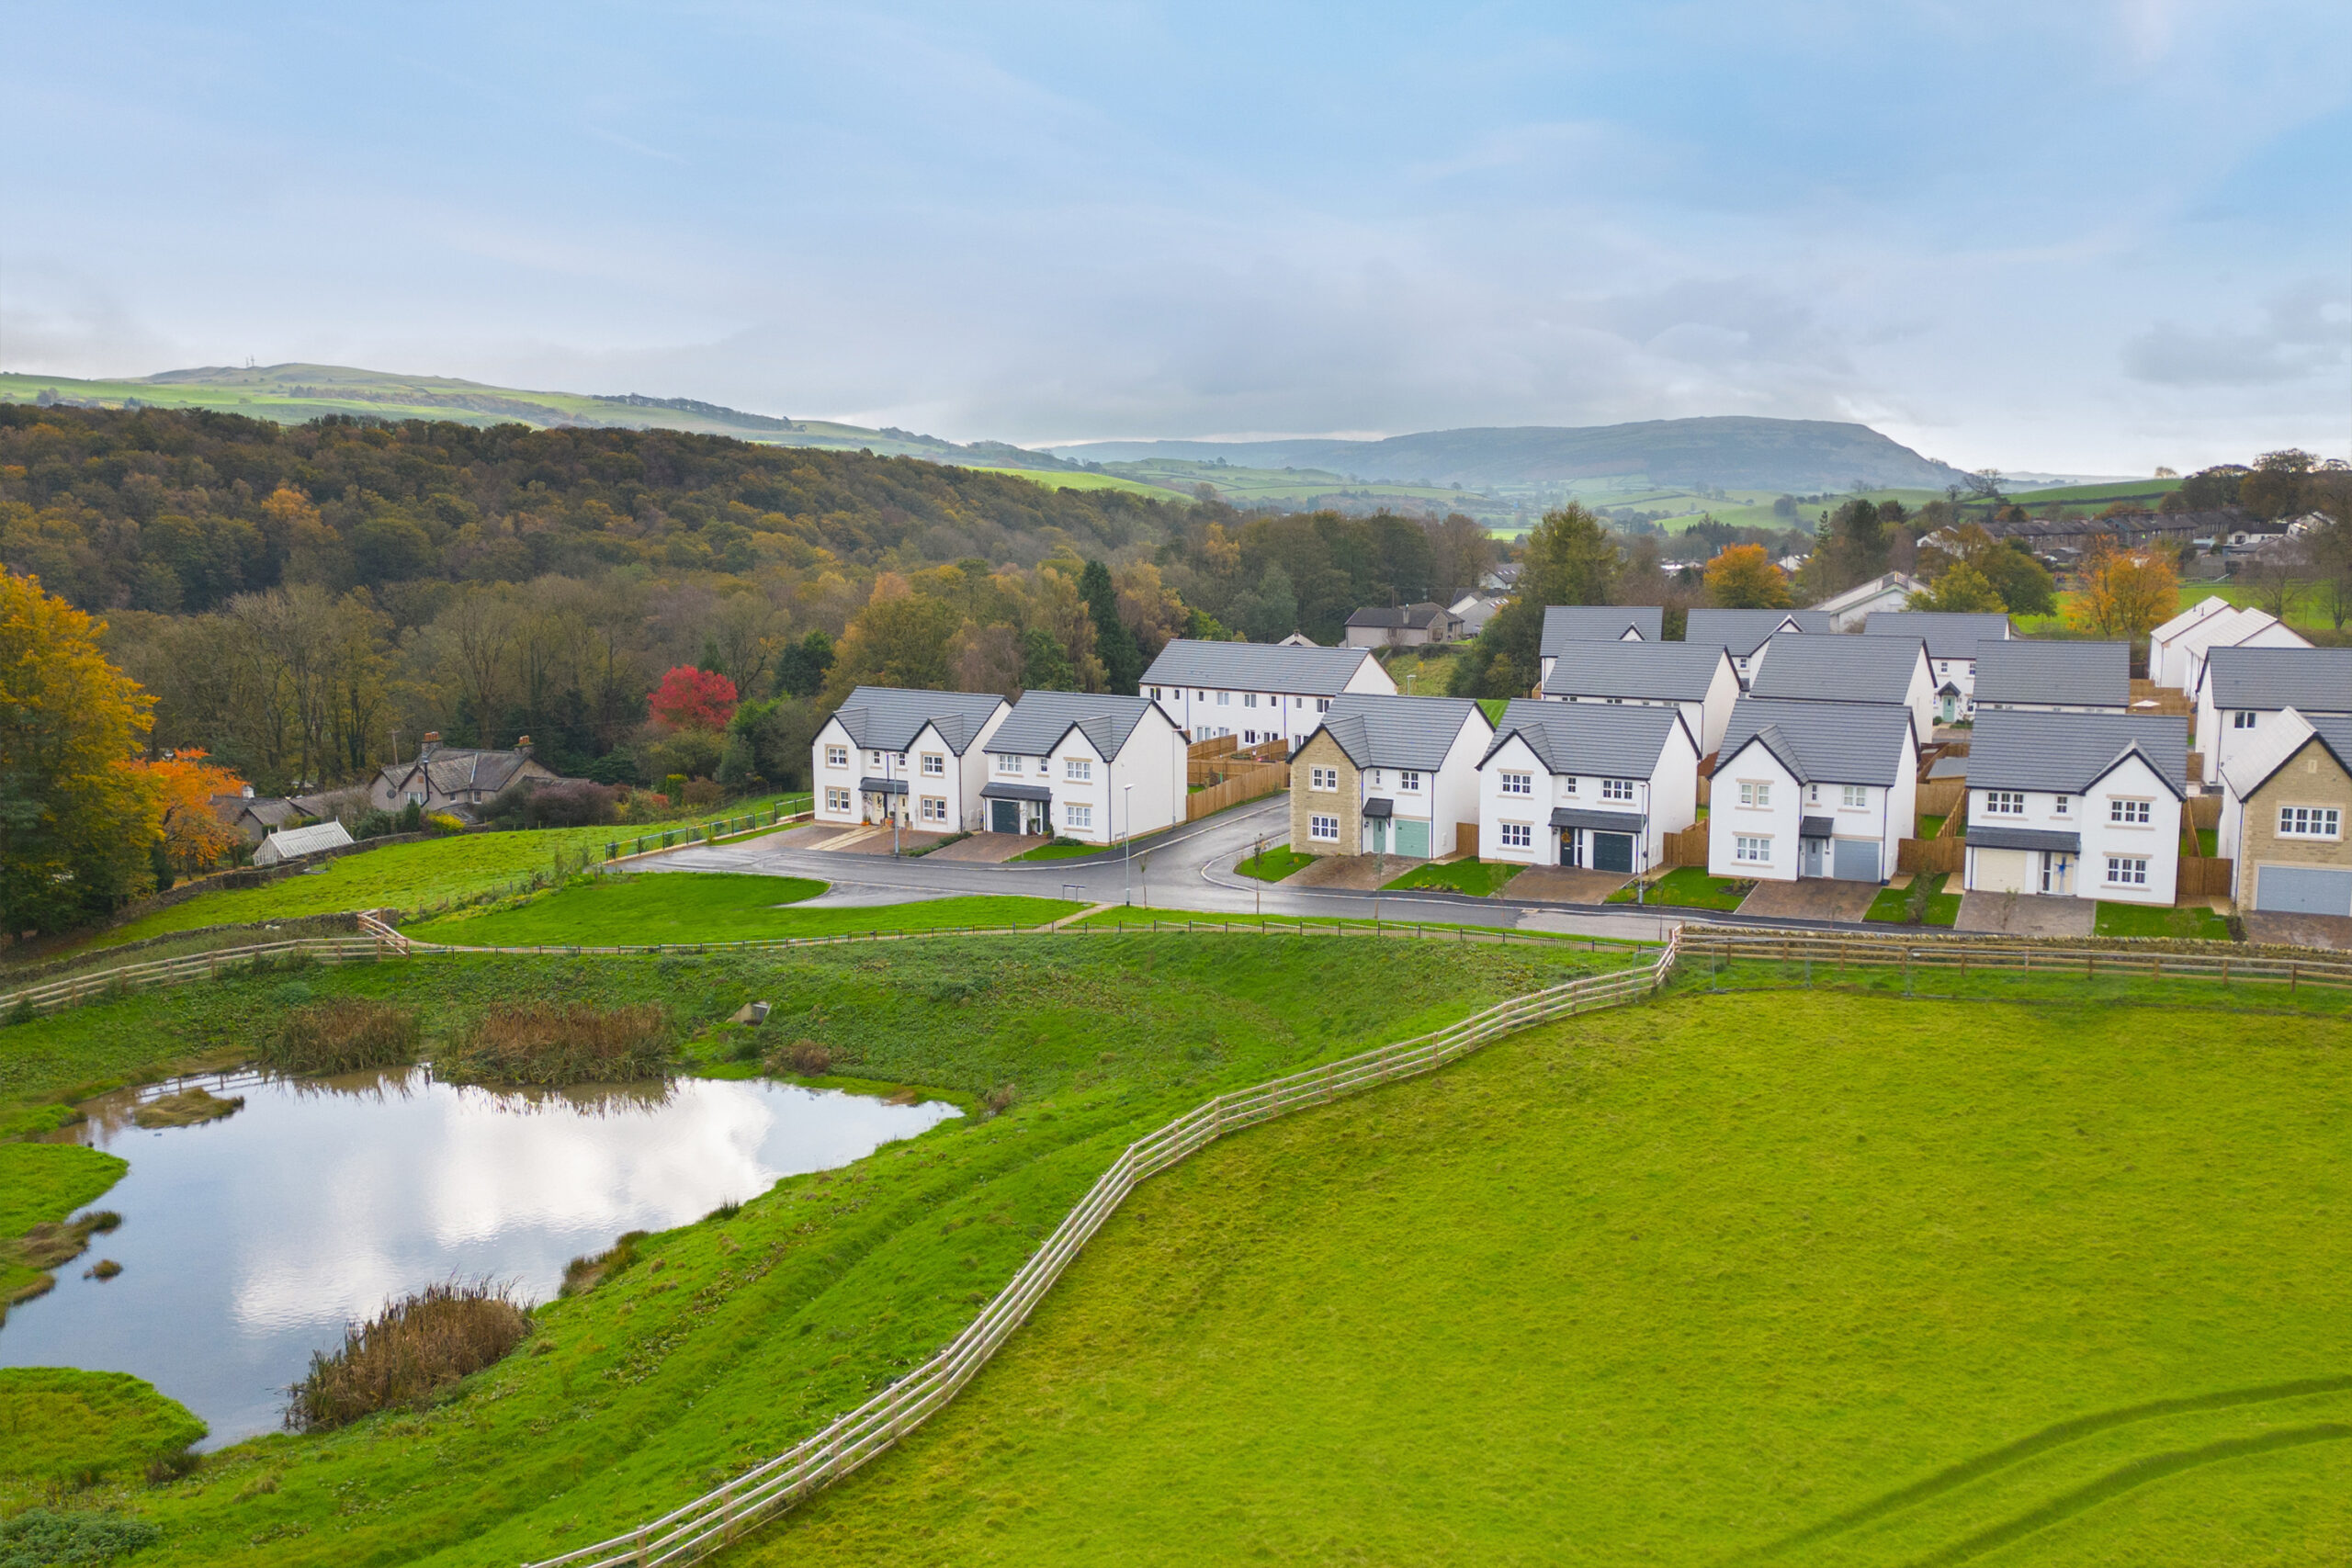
xmin=2255 ymin=864 xmax=2352 ymax=916
xmin=1970 ymin=847 xmax=2030 ymax=895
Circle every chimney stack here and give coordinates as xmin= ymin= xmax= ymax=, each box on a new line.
xmin=420 ymin=731 xmax=442 ymax=758
xmin=516 ymin=736 xmax=533 ymax=757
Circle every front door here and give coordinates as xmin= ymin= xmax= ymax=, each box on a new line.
xmin=1367 ymin=818 xmax=1388 ymax=853
xmin=990 ymin=798 xmax=1021 ymax=834
xmin=1802 ymin=837 xmax=1828 ymax=878
xmin=1562 ymin=829 xmax=1582 ymax=868
xmin=2040 ymin=852 xmax=2074 ymax=896
xmin=1592 ymin=832 xmax=1634 ymax=874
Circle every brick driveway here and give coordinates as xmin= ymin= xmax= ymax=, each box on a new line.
xmin=1508 ymin=866 xmax=1630 ymax=904
xmin=2242 ymin=911 xmax=2352 ymax=951
xmin=1735 ymin=879 xmax=1879 ymax=922
xmin=1953 ymin=891 xmax=2096 ymax=937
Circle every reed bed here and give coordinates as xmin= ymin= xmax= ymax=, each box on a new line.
xmin=262 ymin=998 xmax=421 ymax=1075
xmin=436 ymin=1003 xmax=674 ymax=1087
xmin=284 ymin=1280 xmax=534 ymax=1432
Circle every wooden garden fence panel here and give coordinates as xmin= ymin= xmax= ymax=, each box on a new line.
xmin=1185 ymin=761 xmax=1290 ymax=821
xmin=2176 ymin=856 xmax=2234 ymax=898
xmin=1685 ymin=927 xmax=2352 ymax=993
xmin=517 ymin=933 xmax=1684 ymax=1568
xmin=1916 ymin=778 xmax=1964 ymax=818
xmin=1896 ymin=836 xmax=1964 ymax=874
xmin=1660 ymin=823 xmax=1711 ymax=867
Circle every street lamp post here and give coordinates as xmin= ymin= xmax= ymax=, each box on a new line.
xmin=1123 ymin=784 xmax=1134 ymax=905
xmin=1254 ymin=835 xmax=1264 ymax=919
xmin=888 ymin=748 xmax=899 ymax=857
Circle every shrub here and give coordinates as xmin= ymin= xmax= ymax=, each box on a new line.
xmin=424 ymin=812 xmax=467 ymax=836
xmin=768 ymin=1037 xmax=833 ymax=1076
xmin=680 ymin=777 xmax=724 ymax=807
xmin=437 ymin=1002 xmax=673 ymax=1087
xmin=284 ymin=1280 xmax=533 ymax=1432
xmin=263 ymin=998 xmax=421 ymax=1075
xmin=483 ymin=779 xmax=619 ymax=829
xmin=0 ymin=1510 xmax=164 ymax=1562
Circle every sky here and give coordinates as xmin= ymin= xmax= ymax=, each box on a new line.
xmin=3 ymin=1 xmax=2347 ymax=475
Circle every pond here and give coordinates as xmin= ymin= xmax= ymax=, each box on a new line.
xmin=1 ymin=1069 xmax=961 ymax=1446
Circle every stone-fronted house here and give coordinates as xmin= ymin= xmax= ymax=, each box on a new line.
xmin=2194 ymin=647 xmax=2352 ymax=785
xmin=1476 ymin=699 xmax=1702 ymax=876
xmin=2217 ymin=708 xmax=2352 ymax=916
xmin=210 ymin=787 xmax=302 ymax=845
xmin=1288 ymin=694 xmax=1493 ymax=861
xmin=369 ymin=734 xmax=563 ymax=816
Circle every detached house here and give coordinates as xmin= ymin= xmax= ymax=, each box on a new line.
xmin=1343 ymin=602 xmax=1464 ymax=649
xmin=1861 ymin=611 xmax=2014 ymax=720
xmin=1477 ymin=699 xmax=1702 ymax=876
xmin=1685 ymin=608 xmax=1830 ymax=686
xmin=1537 ymin=639 xmax=1741 ymax=756
xmin=2157 ymin=604 xmax=2309 ymax=694
xmin=1709 ymin=699 xmax=1918 ymax=884
xmin=1141 ymin=638 xmax=1396 ymax=751
xmin=980 ymin=690 xmax=1186 ymax=843
xmin=2148 ymin=595 xmax=2238 ymax=688
xmin=813 ymin=687 xmax=1011 ymax=831
xmin=370 ymin=735 xmax=563 ymax=817
xmin=1289 ymin=694 xmax=1493 ymax=861
xmin=1536 ymin=605 xmax=1663 ymax=686
xmin=1811 ymin=571 xmax=1925 ymax=630
xmin=1961 ymin=710 xmax=2188 ymax=906
xmin=1744 ymin=635 xmax=1939 ymax=740
xmin=2194 ymin=647 xmax=2352 ymax=784
xmin=1971 ymin=640 xmax=2130 ymax=715
xmin=2216 ymin=708 xmax=2352 ymax=916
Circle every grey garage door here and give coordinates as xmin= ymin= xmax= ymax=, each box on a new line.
xmin=990 ymin=798 xmax=1022 ymax=834
xmin=1591 ymin=832 xmax=1634 ymax=874
xmin=2256 ymin=864 xmax=2352 ymax=916
xmin=1832 ymin=838 xmax=1881 ymax=882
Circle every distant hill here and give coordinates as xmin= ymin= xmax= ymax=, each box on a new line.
xmin=0 ymin=363 xmax=1076 ymax=470
xmin=1053 ymin=417 xmax=1970 ymax=493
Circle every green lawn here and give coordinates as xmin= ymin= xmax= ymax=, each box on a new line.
xmin=1234 ymin=846 xmax=1315 ymax=883
xmin=2094 ymin=901 xmax=2235 ymax=941
xmin=0 ymin=1370 xmax=206 ymax=1486
xmin=1382 ymin=856 xmax=1523 ymax=897
xmin=2188 ymin=827 xmax=2219 ymax=858
xmin=1606 ymin=867 xmax=1753 ymax=909
xmin=407 ymin=875 xmax=1081 ymax=947
xmin=744 ymin=988 xmax=2352 ymax=1566
xmin=0 ymin=935 xmax=1596 ymax=1559
xmin=1011 ymin=840 xmax=1102 ymax=863
xmin=1865 ymin=871 xmax=1961 ymax=927
xmin=1917 ymin=812 xmax=1948 ymax=839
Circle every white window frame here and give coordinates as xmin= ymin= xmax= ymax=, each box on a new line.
xmin=1985 ymin=791 xmax=2023 ymax=816
xmin=2105 ymin=854 xmax=2149 ymax=886
xmin=1066 ymin=803 xmax=1093 ymax=830
xmin=2109 ymin=797 xmax=2151 ymax=826
xmin=1734 ymin=834 xmax=1771 ymax=863
xmin=921 ymin=752 xmax=944 ymax=776
xmin=996 ymin=754 xmax=1021 ymax=774
xmin=824 ymin=786 xmax=851 ymax=813
xmin=1309 ymin=766 xmax=1338 ymax=792
xmin=1216 ymin=691 xmax=1231 ymax=705
xmin=1498 ymin=821 xmax=1532 ymax=849
xmin=1309 ymin=814 xmax=1340 ymax=841
xmin=1499 ymin=772 xmax=1532 ymax=796
xmin=1066 ymin=757 xmax=1091 ymax=781
xmin=1737 ymin=780 xmax=1770 ymax=808
xmin=919 ymin=795 xmax=947 ymax=824
xmin=1841 ymin=784 xmax=1867 ymax=808
xmin=1601 ymin=778 xmax=1635 ymax=802
xmin=2278 ymin=806 xmax=2342 ymax=839
xmin=825 ymin=744 xmax=849 ymax=768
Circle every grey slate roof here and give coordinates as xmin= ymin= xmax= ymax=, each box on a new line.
xmin=1861 ymin=611 xmax=2014 ymax=660
xmin=1684 ymin=608 xmax=1831 ymax=658
xmin=1967 ymin=825 xmax=2082 ymax=853
xmin=379 ymin=747 xmax=550 ymax=799
xmin=1141 ymin=637 xmax=1375 ymax=696
xmin=1311 ymin=694 xmax=1489 ymax=773
xmin=1539 ymin=639 xmax=1733 ymax=703
xmin=1746 ymin=635 xmax=1926 ymax=706
xmin=1479 ymin=698 xmax=1690 ymax=778
xmin=1716 ymin=697 xmax=1917 ymax=787
xmin=986 ymin=690 xmax=1166 ymax=761
xmin=1928 ymin=753 xmax=1970 ymax=780
xmin=1553 ymin=806 xmax=1645 ymax=832
xmin=831 ymin=686 xmax=1008 ymax=754
xmin=1539 ymin=605 xmax=1663 ymax=660
xmin=1345 ymin=602 xmax=1458 ymax=631
xmin=2202 ymin=647 xmax=2352 ymax=713
xmin=1973 ymin=639 xmax=2131 ymax=709
xmin=1963 ymin=709 xmax=2188 ymax=796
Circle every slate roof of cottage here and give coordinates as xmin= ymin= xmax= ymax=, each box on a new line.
xmin=1539 ymin=639 xmax=1734 ymax=703
xmin=1746 ymin=634 xmax=1926 ymax=706
xmin=1963 ymin=709 xmax=2188 ymax=796
xmin=1309 ymin=694 xmax=1490 ymax=773
xmin=1344 ymin=602 xmax=1458 ymax=631
xmin=1684 ymin=608 xmax=1831 ymax=657
xmin=1716 ymin=697 xmax=1917 ymax=787
xmin=985 ymin=690 xmax=1167 ymax=761
xmin=829 ymin=687 xmax=1009 ymax=754
xmin=1141 ymin=637 xmax=1378 ymax=695
xmin=379 ymin=747 xmax=549 ymax=798
xmin=1478 ymin=698 xmax=1691 ymax=778
xmin=1973 ymin=639 xmax=2131 ymax=709
xmin=1860 ymin=611 xmax=2014 ymax=660
xmin=2201 ymin=647 xmax=2352 ymax=713
xmin=1538 ymin=605 xmax=1663 ymax=660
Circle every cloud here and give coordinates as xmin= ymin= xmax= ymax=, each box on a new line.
xmin=2123 ymin=281 xmax=2351 ymax=387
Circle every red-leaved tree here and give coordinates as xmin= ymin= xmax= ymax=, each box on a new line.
xmin=648 ymin=666 xmax=739 ymax=731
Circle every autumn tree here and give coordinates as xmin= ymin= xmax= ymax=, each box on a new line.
xmin=0 ymin=570 xmax=162 ymax=934
xmin=134 ymin=748 xmax=248 ymax=883
xmin=1906 ymin=561 xmax=2005 ymax=613
xmin=1703 ymin=544 xmax=1792 ymax=609
xmin=648 ymin=666 xmax=740 ymax=731
xmin=1519 ymin=503 xmax=1619 ymax=608
xmin=2069 ymin=542 xmax=2180 ymax=643
xmin=821 ymin=588 xmax=963 ymax=705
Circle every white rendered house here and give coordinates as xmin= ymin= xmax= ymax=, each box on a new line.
xmin=1535 ymin=605 xmax=1661 ymax=687
xmin=1960 ymin=709 xmax=2188 ymax=906
xmin=1141 ymin=638 xmax=1396 ymax=750
xmin=1971 ymin=640 xmax=2131 ymax=715
xmin=2163 ymin=605 xmax=2309 ymax=694
xmin=1537 ymin=639 xmax=1741 ymax=756
xmin=1684 ymin=608 xmax=1830 ymax=687
xmin=1860 ymin=611 xmax=2015 ymax=720
xmin=1477 ymin=700 xmax=1701 ymax=877
xmin=1708 ymin=698 xmax=1918 ymax=885
xmin=1289 ymin=694 xmax=1494 ymax=860
xmin=813 ymin=687 xmax=1011 ymax=830
xmin=1744 ymin=634 xmax=1939 ymax=741
xmin=979 ymin=690 xmax=1186 ymax=844
xmin=2148 ymin=596 xmax=2237 ymax=689
xmin=2195 ymin=647 xmax=2352 ymax=783
xmin=1811 ymin=572 xmax=1925 ymax=631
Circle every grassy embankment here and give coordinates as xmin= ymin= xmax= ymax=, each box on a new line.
xmin=2093 ymin=901 xmax=2234 ymax=941
xmin=1234 ymin=846 xmax=1315 ymax=883
xmin=1383 ymin=856 xmax=1523 ymax=897
xmin=1606 ymin=866 xmax=1753 ymax=909
xmin=745 ymin=979 xmax=2352 ymax=1566
xmin=0 ymin=933 xmax=1607 ymax=1562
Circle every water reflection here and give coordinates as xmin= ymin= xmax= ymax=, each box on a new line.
xmin=3 ymin=1068 xmax=959 ymax=1446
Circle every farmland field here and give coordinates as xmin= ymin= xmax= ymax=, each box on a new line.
xmin=405 ymin=874 xmax=1081 ymax=946
xmin=748 ymin=986 xmax=2352 ymax=1566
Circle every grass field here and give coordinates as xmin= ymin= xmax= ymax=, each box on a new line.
xmin=1011 ymin=840 xmax=1100 ymax=863
xmin=743 ymin=986 xmax=2352 ymax=1566
xmin=1383 ymin=856 xmax=1522 ymax=897
xmin=2093 ymin=901 xmax=2233 ymax=941
xmin=967 ymin=465 xmax=1177 ymax=502
xmin=0 ymin=934 xmax=1602 ymax=1560
xmin=407 ymin=874 xmax=1082 ymax=946
xmin=0 ymin=1369 xmax=206 ymax=1486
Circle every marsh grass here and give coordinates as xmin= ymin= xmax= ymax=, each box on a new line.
xmin=767 ymin=1037 xmax=834 ymax=1076
xmin=285 ymin=1280 xmax=534 ymax=1432
xmin=436 ymin=1003 xmax=674 ymax=1087
xmin=130 ymin=1087 xmax=243 ymax=1129
xmin=560 ymin=1232 xmax=646 ymax=1297
xmin=262 ymin=998 xmax=420 ymax=1075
